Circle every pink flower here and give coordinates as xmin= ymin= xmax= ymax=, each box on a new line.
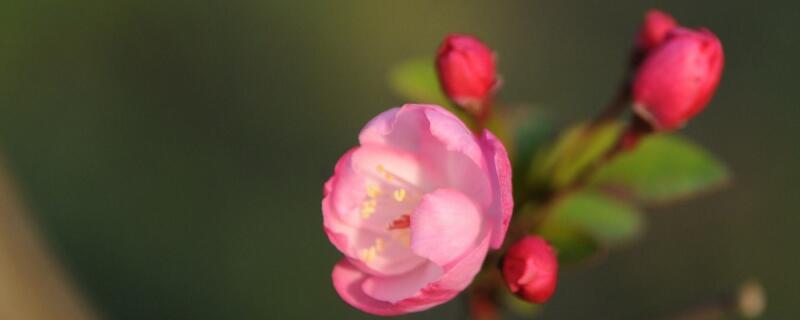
xmin=636 ymin=9 xmax=678 ymax=52
xmin=323 ymin=104 xmax=513 ymax=315
xmin=435 ymin=34 xmax=498 ymax=115
xmin=502 ymin=236 xmax=558 ymax=304
xmin=632 ymin=27 xmax=724 ymax=131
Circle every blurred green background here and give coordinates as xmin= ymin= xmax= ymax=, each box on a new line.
xmin=0 ymin=0 xmax=797 ymax=319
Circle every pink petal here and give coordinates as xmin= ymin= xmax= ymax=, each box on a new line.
xmin=323 ymin=212 xmax=426 ymax=276
xmin=362 ymin=262 xmax=443 ymax=303
xmin=422 ymin=106 xmax=486 ymax=169
xmin=357 ymin=107 xmax=399 ymax=146
xmin=359 ymin=104 xmax=492 ymax=209
xmin=425 ymin=233 xmax=490 ymax=291
xmin=331 ymin=237 xmax=492 ymax=316
xmin=332 ymin=259 xmax=405 ymax=316
xmin=358 ymin=106 xmax=424 ymax=152
xmin=480 ymin=130 xmax=514 ymax=249
xmin=423 ymin=107 xmax=492 ymax=208
xmin=393 ymin=235 xmax=491 ymax=311
xmin=359 ymin=105 xmax=485 ymax=168
xmin=350 ymin=144 xmax=440 ymax=193
xmin=410 ymin=189 xmax=485 ymax=266
xmin=325 ymin=148 xmax=364 ymax=223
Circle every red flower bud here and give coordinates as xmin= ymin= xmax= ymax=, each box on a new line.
xmin=632 ymin=27 xmax=724 ymax=131
xmin=636 ymin=9 xmax=678 ymax=52
xmin=435 ymin=34 xmax=498 ymax=114
xmin=502 ymin=236 xmax=558 ymax=304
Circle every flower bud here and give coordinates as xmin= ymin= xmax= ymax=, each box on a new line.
xmin=502 ymin=236 xmax=558 ymax=304
xmin=636 ymin=9 xmax=677 ymax=52
xmin=435 ymin=34 xmax=498 ymax=115
xmin=632 ymin=27 xmax=724 ymax=131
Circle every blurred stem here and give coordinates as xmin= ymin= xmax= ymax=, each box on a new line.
xmin=562 ymin=46 xmax=648 ymax=194
xmin=0 ymin=155 xmax=97 ymax=320
xmin=591 ymin=46 xmax=644 ymax=125
xmin=566 ymin=115 xmax=652 ymax=195
xmin=467 ymin=268 xmax=503 ymax=320
xmin=560 ymin=46 xmax=646 ymax=194
xmin=464 ymin=99 xmax=493 ymax=134
xmin=476 ymin=100 xmax=493 ymax=132
xmin=592 ymin=82 xmax=631 ymax=124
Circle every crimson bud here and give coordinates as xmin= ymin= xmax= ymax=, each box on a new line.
xmin=632 ymin=27 xmax=724 ymax=131
xmin=502 ymin=236 xmax=558 ymax=304
xmin=636 ymin=9 xmax=678 ymax=52
xmin=435 ymin=34 xmax=498 ymax=117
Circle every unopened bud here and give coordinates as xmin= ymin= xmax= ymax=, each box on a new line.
xmin=632 ymin=27 xmax=724 ymax=131
xmin=502 ymin=236 xmax=558 ymax=304
xmin=636 ymin=9 xmax=678 ymax=52
xmin=435 ymin=34 xmax=498 ymax=117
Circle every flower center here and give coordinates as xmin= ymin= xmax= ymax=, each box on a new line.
xmin=388 ymin=214 xmax=410 ymax=230
xmin=356 ymin=164 xmax=423 ymax=265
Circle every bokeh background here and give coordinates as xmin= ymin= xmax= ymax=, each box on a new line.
xmin=0 ymin=0 xmax=797 ymax=319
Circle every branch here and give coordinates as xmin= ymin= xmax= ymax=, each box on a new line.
xmin=0 ymin=154 xmax=97 ymax=320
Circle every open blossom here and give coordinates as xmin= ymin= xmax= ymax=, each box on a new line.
xmin=323 ymin=104 xmax=513 ymax=315
xmin=632 ymin=27 xmax=724 ymax=131
xmin=436 ymin=34 xmax=498 ymax=114
xmin=502 ymin=236 xmax=558 ymax=304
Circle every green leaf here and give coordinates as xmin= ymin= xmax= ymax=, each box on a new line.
xmin=537 ymin=190 xmax=643 ymax=264
xmin=549 ymin=191 xmax=643 ymax=245
xmin=529 ymin=121 xmax=624 ymax=190
xmin=537 ymin=221 xmax=602 ymax=265
xmin=506 ymin=108 xmax=556 ymax=200
xmin=587 ymin=134 xmax=730 ymax=203
xmin=387 ymin=57 xmax=450 ymax=107
xmin=508 ymin=108 xmax=555 ymax=168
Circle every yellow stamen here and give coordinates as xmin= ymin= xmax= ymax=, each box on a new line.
xmin=393 ymin=189 xmax=406 ymax=202
xmin=376 ymin=164 xmax=394 ymax=182
xmin=366 ymin=184 xmax=381 ymax=198
xmin=360 ymin=199 xmax=376 ymax=219
xmin=374 ymin=238 xmax=384 ymax=252
xmin=360 ymin=247 xmax=376 ymax=263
